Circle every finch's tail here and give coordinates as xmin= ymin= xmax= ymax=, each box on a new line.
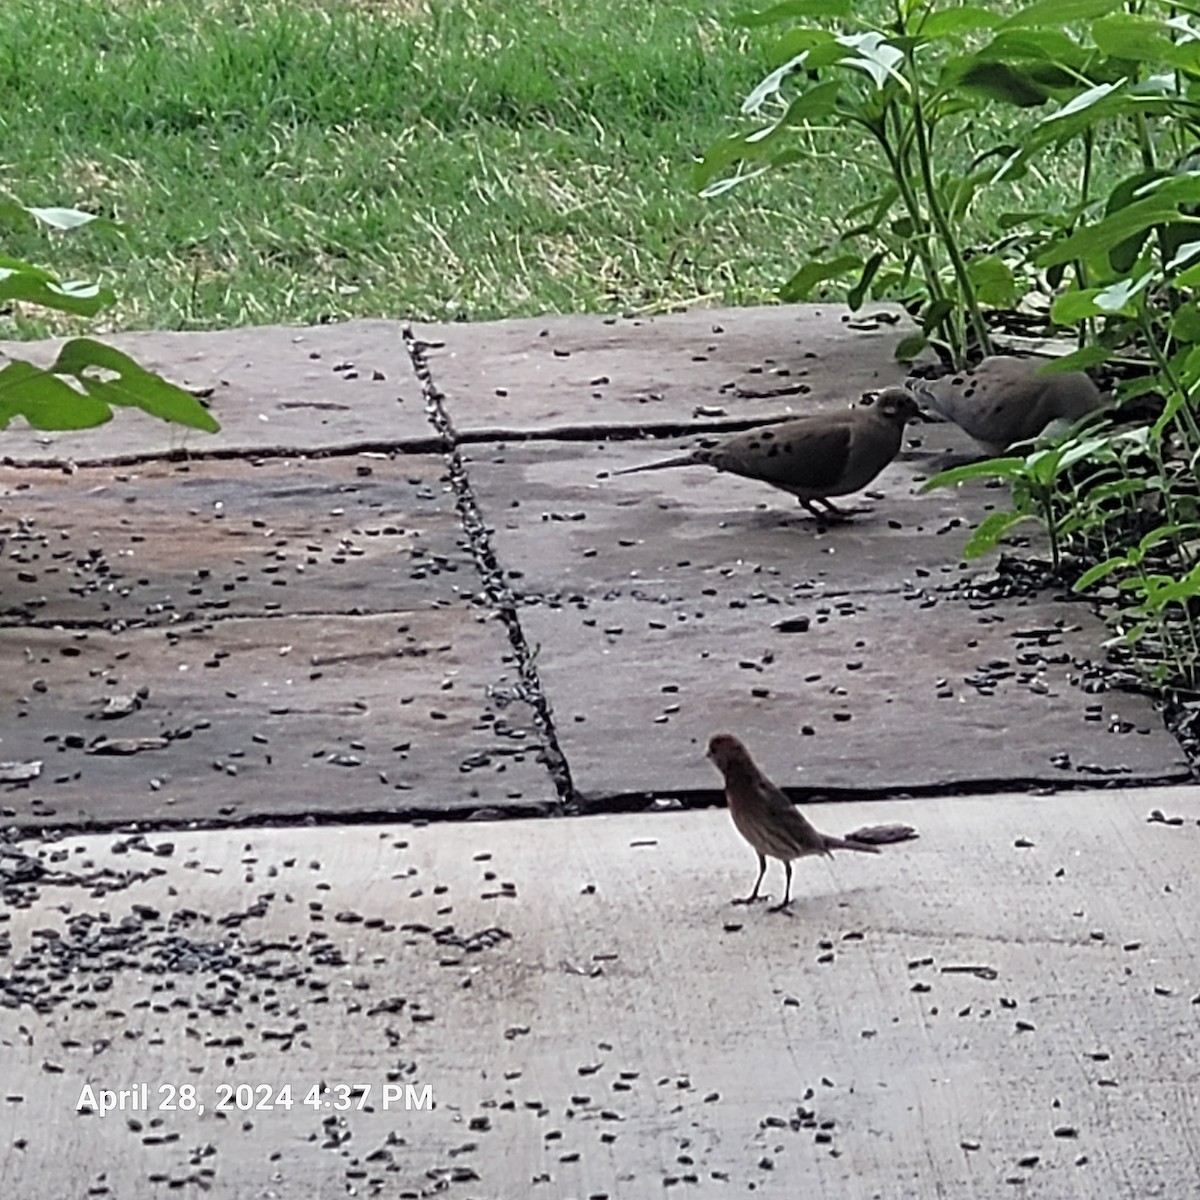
xmin=823 ymin=834 xmax=882 ymax=854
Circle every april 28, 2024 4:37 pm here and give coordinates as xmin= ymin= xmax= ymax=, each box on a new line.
xmin=76 ymin=1080 xmax=434 ymax=1117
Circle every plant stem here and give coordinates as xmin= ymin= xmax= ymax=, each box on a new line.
xmin=908 ymin=71 xmax=992 ymax=361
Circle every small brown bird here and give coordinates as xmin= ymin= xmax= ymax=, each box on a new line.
xmin=707 ymin=733 xmax=880 ymax=910
xmin=907 ymin=356 xmax=1104 ymax=455
xmin=613 ymin=389 xmax=920 ymax=520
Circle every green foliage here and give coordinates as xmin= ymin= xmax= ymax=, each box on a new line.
xmin=705 ymin=0 xmax=1200 ymax=691
xmin=0 ymin=201 xmax=218 ymax=433
xmin=697 ymin=0 xmax=1200 ymax=367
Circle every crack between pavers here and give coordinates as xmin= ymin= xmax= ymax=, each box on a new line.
xmin=403 ymin=326 xmax=576 ymax=814
xmin=0 ymin=413 xmax=822 ymax=473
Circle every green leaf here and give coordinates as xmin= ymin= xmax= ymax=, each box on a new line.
xmin=847 ymin=251 xmax=885 ymax=308
xmin=1037 ymin=80 xmax=1123 ymax=126
xmin=894 ymin=333 xmax=928 ymax=361
xmin=1051 ymin=288 xmax=1104 ymax=323
xmin=1092 ymin=14 xmax=1200 ymax=69
xmin=734 ymin=0 xmax=852 ymax=26
xmin=779 ymin=79 xmax=843 ymax=125
xmin=1170 ymin=302 xmax=1200 ymax=343
xmin=964 ymin=510 xmax=1036 ymax=558
xmin=921 ymin=456 xmax=1028 ymax=491
xmin=23 ymin=206 xmax=103 ymax=231
xmin=49 ymin=338 xmax=221 ymax=432
xmin=742 ymin=52 xmax=810 ymax=115
xmin=965 ymin=255 xmax=1018 ymax=306
xmin=1001 ymin=0 xmax=1123 ymax=29
xmin=922 ymin=297 xmax=955 ymax=335
xmin=1039 ymin=345 xmax=1111 ymax=372
xmin=837 ymin=31 xmax=907 ymax=90
xmin=778 ymin=253 xmax=862 ymax=300
xmin=0 ymin=265 xmax=114 ymax=317
xmin=921 ymin=8 xmax=1001 ymax=37
xmin=0 ymin=359 xmax=113 ymax=430
xmin=693 ymin=131 xmax=777 ymax=191
xmin=1094 ymin=272 xmax=1153 ymax=313
xmin=1036 ymin=195 xmax=1182 ymax=267
xmin=1073 ymin=555 xmax=1131 ymax=591
xmin=952 ymin=59 xmax=1051 ymax=106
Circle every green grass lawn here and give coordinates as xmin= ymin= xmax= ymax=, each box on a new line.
xmin=0 ymin=0 xmax=812 ymax=332
xmin=0 ymin=0 xmax=1094 ymax=335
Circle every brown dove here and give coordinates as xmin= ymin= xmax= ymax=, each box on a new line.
xmin=907 ymin=356 xmax=1104 ymax=454
xmin=613 ymin=389 xmax=920 ymax=520
xmin=707 ymin=733 xmax=880 ymax=911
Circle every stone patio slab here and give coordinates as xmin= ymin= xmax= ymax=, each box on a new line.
xmin=462 ymin=437 xmax=1188 ymax=799
xmin=0 ymin=612 xmax=551 ymax=827
xmin=521 ymin=593 xmax=1185 ymax=799
xmin=0 ymin=320 xmax=427 ymax=464
xmin=0 ymin=454 xmax=468 ymax=626
xmin=2 ymin=788 xmax=1198 ymax=1198
xmin=415 ymin=304 xmax=914 ymax=436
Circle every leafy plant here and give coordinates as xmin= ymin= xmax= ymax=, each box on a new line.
xmin=0 ymin=200 xmax=219 ymax=434
xmin=695 ymin=0 xmax=1200 ymax=368
xmin=921 ymin=428 xmax=1115 ymax=569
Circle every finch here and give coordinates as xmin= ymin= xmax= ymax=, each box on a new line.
xmin=707 ymin=732 xmax=880 ymax=911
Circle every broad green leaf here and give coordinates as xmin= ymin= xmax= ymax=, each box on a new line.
xmin=1038 ymin=345 xmax=1111 ymax=371
xmin=0 ymin=271 xmax=114 ymax=318
xmin=966 ymin=255 xmax=1018 ymax=306
xmin=1094 ymin=272 xmax=1153 ymax=313
xmin=1166 ymin=240 xmax=1200 ymax=273
xmin=779 ymin=79 xmax=842 ymax=126
xmin=921 ymin=9 xmax=1001 ymax=37
xmin=922 ymin=297 xmax=955 ymax=334
xmin=1092 ymin=14 xmax=1200 ymax=69
xmin=23 ymin=206 xmax=102 ymax=231
xmin=778 ymin=253 xmax=863 ymax=301
xmin=1038 ymin=80 xmax=1123 ymax=125
xmin=1170 ymin=302 xmax=1200 ymax=342
xmin=742 ymin=52 xmax=810 ymax=114
xmin=894 ymin=333 xmax=928 ymax=361
xmin=1036 ymin=195 xmax=1182 ymax=266
xmin=847 ymin=251 xmax=884 ymax=308
xmin=921 ymin=456 xmax=1028 ymax=490
xmin=1056 ymin=435 xmax=1111 ymax=470
xmin=951 ymin=59 xmax=1051 ymax=106
xmin=964 ymin=510 xmax=1036 ymax=558
xmin=50 ymin=338 xmax=220 ymax=432
xmin=0 ymin=359 xmax=113 ymax=430
xmin=697 ymin=168 xmax=770 ymax=199
xmin=693 ymin=133 xmax=773 ymax=190
xmin=974 ymin=28 xmax=1085 ymax=63
xmin=1074 ymin=555 xmax=1131 ymax=590
xmin=768 ymin=26 xmax=839 ymax=67
xmin=734 ymin=0 xmax=852 ymax=26
xmin=1002 ymin=0 xmax=1122 ymax=29
xmin=838 ymin=31 xmax=906 ymax=89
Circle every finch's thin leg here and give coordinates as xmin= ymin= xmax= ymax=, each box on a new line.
xmin=769 ymin=861 xmax=794 ymax=912
xmin=733 ymin=853 xmax=769 ymax=905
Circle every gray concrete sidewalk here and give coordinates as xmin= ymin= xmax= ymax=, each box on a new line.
xmin=3 ymin=787 xmax=1199 ymax=1198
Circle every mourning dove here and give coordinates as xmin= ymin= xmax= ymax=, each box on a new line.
xmin=907 ymin=356 xmax=1104 ymax=455
xmin=613 ymin=389 xmax=920 ymax=520
xmin=706 ymin=733 xmax=880 ymax=911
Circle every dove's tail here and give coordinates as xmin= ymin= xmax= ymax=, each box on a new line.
xmin=612 ymin=453 xmax=702 ymax=475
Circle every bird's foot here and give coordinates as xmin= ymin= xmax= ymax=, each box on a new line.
xmin=732 ymin=894 xmax=770 ymax=907
xmin=767 ymin=899 xmax=795 ymax=914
